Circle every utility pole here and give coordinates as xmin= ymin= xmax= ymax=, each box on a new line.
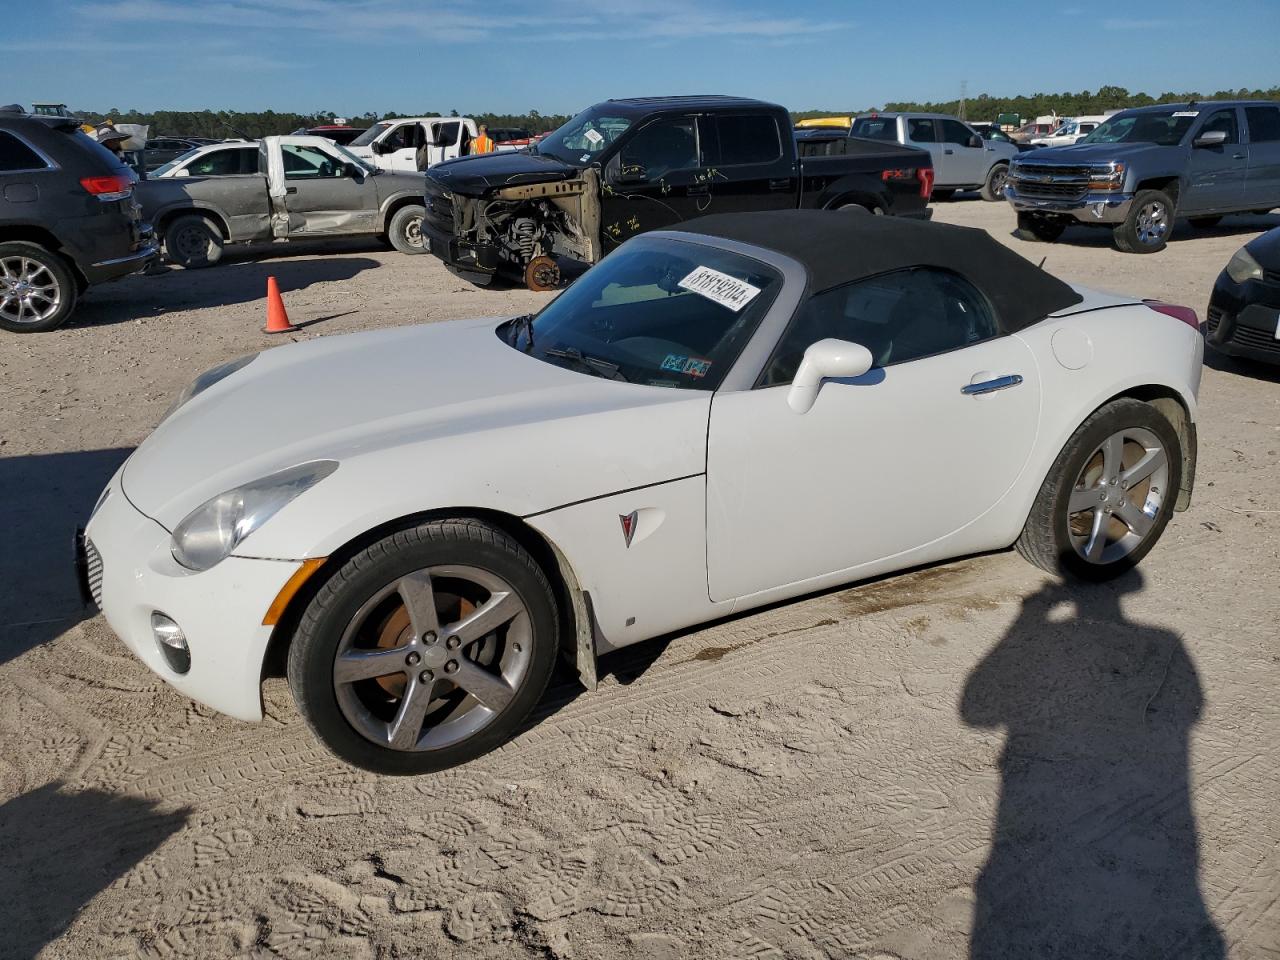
xmin=959 ymin=80 xmax=967 ymax=120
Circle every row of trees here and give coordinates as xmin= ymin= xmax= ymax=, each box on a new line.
xmin=77 ymin=107 xmax=573 ymax=138
xmin=793 ymin=85 xmax=1280 ymax=123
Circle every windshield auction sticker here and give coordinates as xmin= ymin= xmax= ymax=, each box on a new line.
xmin=678 ymin=266 xmax=762 ymax=312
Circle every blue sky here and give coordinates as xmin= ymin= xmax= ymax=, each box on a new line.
xmin=5 ymin=0 xmax=1279 ymax=116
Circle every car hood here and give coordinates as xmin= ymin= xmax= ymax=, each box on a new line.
xmin=426 ymin=150 xmax=580 ymax=196
xmin=1245 ymin=225 xmax=1280 ymax=266
xmin=122 ymin=319 xmax=710 ymax=530
xmin=1015 ymin=142 xmax=1177 ymax=164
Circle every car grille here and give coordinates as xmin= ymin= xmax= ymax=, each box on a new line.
xmin=1205 ymin=307 xmax=1223 ymax=333
xmin=85 ymin=538 xmax=104 ymax=609
xmin=1231 ymin=324 xmax=1280 ymax=354
xmin=1009 ymin=164 xmax=1093 ymax=200
xmin=1012 ymin=180 xmax=1087 ymax=200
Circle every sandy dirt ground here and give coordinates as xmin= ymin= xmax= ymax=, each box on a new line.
xmin=2 ymin=201 xmax=1279 ymax=960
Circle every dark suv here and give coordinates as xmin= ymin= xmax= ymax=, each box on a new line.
xmin=1 ymin=110 xmax=157 ymax=332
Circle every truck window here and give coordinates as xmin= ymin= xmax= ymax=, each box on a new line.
xmin=940 ymin=119 xmax=975 ymax=145
xmin=619 ymin=116 xmax=699 ymax=180
xmin=1246 ymin=106 xmax=1280 ymax=142
xmin=382 ymin=123 xmax=419 ymax=151
xmin=850 ymin=117 xmax=897 ymax=141
xmin=0 ymin=131 xmax=49 ymax=172
xmin=907 ymin=118 xmax=937 ymax=143
xmin=282 ymin=144 xmax=343 ymax=179
xmin=434 ymin=122 xmax=460 ymax=147
xmin=1198 ymin=109 xmax=1238 ymax=144
xmin=189 ymin=147 xmax=259 ymax=176
xmin=715 ymin=115 xmax=782 ymax=165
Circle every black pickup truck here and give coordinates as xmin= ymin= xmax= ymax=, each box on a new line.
xmin=422 ymin=96 xmax=934 ymax=289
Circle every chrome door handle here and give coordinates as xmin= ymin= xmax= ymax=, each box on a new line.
xmin=944 ymin=149 xmax=954 ymax=155
xmin=1232 ymin=153 xmax=1246 ymax=160
xmin=962 ymin=374 xmax=1023 ymax=395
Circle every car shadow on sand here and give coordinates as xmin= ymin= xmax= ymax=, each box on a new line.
xmin=70 ymin=251 xmax=383 ymax=329
xmin=0 ymin=782 xmax=189 ymax=959
xmin=1204 ymin=344 xmax=1280 ymax=382
xmin=0 ymin=447 xmax=132 ymax=666
xmin=960 ymin=571 xmax=1224 ymax=958
xmin=1011 ymin=211 xmax=1280 ymax=250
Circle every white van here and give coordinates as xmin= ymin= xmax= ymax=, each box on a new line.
xmin=346 ymin=117 xmax=480 ymax=172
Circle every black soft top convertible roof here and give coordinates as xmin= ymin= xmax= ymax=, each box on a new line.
xmin=676 ymin=211 xmax=1082 ymax=333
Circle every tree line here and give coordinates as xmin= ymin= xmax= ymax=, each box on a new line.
xmin=75 ymin=108 xmax=574 ymax=138
xmin=793 ymin=85 xmax=1280 ymax=123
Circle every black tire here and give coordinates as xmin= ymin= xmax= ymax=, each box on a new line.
xmin=931 ymin=188 xmax=956 ymax=202
xmin=388 ymin=204 xmax=427 ymax=255
xmin=0 ymin=241 xmax=78 ymax=333
xmin=1016 ymin=398 xmax=1182 ymax=582
xmin=1189 ymin=215 xmax=1222 ymax=228
xmin=1014 ymin=212 xmax=1066 ymax=243
xmin=979 ymin=163 xmax=1009 ymax=202
xmin=288 ymin=519 xmax=558 ymax=774
xmin=1113 ymin=189 xmax=1174 ymax=254
xmin=163 ymin=214 xmax=224 ymax=269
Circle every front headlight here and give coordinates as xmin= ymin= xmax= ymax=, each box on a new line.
xmin=171 ymin=460 xmax=338 ymax=571
xmin=160 ymin=353 xmax=258 ymax=424
xmin=1226 ymin=247 xmax=1264 ymax=284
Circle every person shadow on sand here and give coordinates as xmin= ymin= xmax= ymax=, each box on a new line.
xmin=960 ymin=571 xmax=1225 ymax=959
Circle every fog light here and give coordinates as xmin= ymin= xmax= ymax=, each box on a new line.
xmin=151 ymin=612 xmax=191 ymax=674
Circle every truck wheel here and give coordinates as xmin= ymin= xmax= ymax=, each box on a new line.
xmin=1189 ymin=216 xmax=1222 ymax=228
xmin=1113 ymin=190 xmax=1173 ymax=254
xmin=524 ymin=256 xmax=561 ymax=292
xmin=389 ymin=205 xmax=427 ymax=255
xmin=1015 ymin=212 xmax=1066 ymax=242
xmin=164 ymin=215 xmax=224 ymax=269
xmin=931 ymin=189 xmax=956 ymax=202
xmin=0 ymin=241 xmax=78 ymax=333
xmin=979 ymin=164 xmax=1010 ymax=202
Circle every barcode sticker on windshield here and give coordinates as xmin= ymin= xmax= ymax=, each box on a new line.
xmin=1173 ymin=111 xmax=1199 ymax=117
xmin=584 ymin=128 xmax=604 ymax=145
xmin=678 ymin=266 xmax=762 ymax=312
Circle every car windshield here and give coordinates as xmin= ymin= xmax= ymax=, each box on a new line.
xmin=534 ymin=107 xmax=633 ymax=165
xmin=348 ymin=122 xmax=392 ymax=147
xmin=850 ymin=117 xmax=898 ymax=141
xmin=152 ymin=147 xmax=202 ymax=177
xmin=506 ymin=240 xmax=781 ymax=390
xmin=1079 ymin=110 xmax=1198 ymax=146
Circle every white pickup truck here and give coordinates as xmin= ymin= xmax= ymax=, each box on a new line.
xmin=346 ymin=117 xmax=481 ymax=172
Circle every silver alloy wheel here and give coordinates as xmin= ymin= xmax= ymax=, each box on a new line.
xmin=403 ymin=215 xmax=424 ymax=248
xmin=0 ymin=256 xmax=61 ymax=326
xmin=332 ymin=564 xmax=532 ymax=751
xmin=1065 ymin=426 xmax=1169 ymax=564
xmin=1135 ymin=199 xmax=1169 ymax=245
xmin=989 ymin=167 xmax=1008 ymax=194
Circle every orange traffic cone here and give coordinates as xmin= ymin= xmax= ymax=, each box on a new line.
xmin=262 ymin=276 xmax=297 ymax=334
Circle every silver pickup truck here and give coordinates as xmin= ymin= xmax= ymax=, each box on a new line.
xmin=1005 ymin=100 xmax=1280 ymax=253
xmin=137 ymin=136 xmax=428 ymax=267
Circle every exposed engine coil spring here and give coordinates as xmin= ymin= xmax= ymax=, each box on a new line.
xmin=511 ymin=218 xmax=538 ymax=258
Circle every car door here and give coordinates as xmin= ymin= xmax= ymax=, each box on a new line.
xmin=939 ymin=119 xmax=987 ymax=186
xmin=430 ymin=120 xmax=462 ymax=165
xmin=599 ymin=114 xmax=706 ymax=249
xmin=1244 ymin=105 xmax=1280 ymax=208
xmin=280 ymin=142 xmax=378 ymax=234
xmin=705 ymin=268 xmax=1040 ymax=602
xmin=700 ymin=112 xmax=797 ymax=214
xmin=375 ymin=122 xmax=419 ymax=172
xmin=905 ymin=117 xmax=945 ymax=184
xmin=1184 ymin=107 xmax=1247 ymax=213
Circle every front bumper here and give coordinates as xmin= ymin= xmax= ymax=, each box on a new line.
xmin=1004 ymin=185 xmax=1134 ymax=224
xmin=421 ymin=218 xmax=499 ymax=283
xmin=1206 ymin=270 xmax=1280 ymax=365
xmin=80 ymin=467 xmax=304 ymax=722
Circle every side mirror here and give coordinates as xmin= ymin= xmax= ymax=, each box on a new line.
xmin=342 ymin=162 xmax=363 ymax=178
xmin=1193 ymin=129 xmax=1228 ymax=148
xmin=968 ymin=134 xmax=984 ymax=149
xmin=787 ymin=338 xmax=874 ymax=414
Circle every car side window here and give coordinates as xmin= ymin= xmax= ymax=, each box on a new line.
xmin=760 ymin=268 xmax=999 ymax=387
xmin=1245 ymin=106 xmax=1280 ymax=143
xmin=907 ymin=118 xmax=937 ymax=143
xmin=716 ymin=114 xmax=782 ymax=165
xmin=434 ymin=121 xmax=460 ymax=147
xmin=381 ymin=124 xmax=416 ymax=151
xmin=190 ymin=147 xmax=258 ymax=176
xmin=282 ymin=144 xmax=343 ymax=179
xmin=0 ymin=131 xmax=49 ymax=171
xmin=618 ymin=116 xmax=699 ymax=180
xmin=1198 ymin=109 xmax=1238 ymax=144
xmin=940 ymin=120 xmax=975 ymax=145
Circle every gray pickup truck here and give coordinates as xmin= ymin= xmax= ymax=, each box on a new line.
xmin=1005 ymin=100 xmax=1280 ymax=253
xmin=137 ymin=135 xmax=428 ymax=267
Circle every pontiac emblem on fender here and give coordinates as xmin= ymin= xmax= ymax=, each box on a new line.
xmin=619 ymin=511 xmax=638 ymax=548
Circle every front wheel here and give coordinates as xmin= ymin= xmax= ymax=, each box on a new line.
xmin=979 ymin=163 xmax=1009 ymax=202
xmin=163 ymin=214 xmax=224 ymax=269
xmin=288 ymin=520 xmax=559 ymax=774
xmin=1113 ymin=189 xmax=1174 ymax=253
xmin=1017 ymin=398 xmax=1182 ymax=581
xmin=388 ymin=204 xmax=427 ymax=255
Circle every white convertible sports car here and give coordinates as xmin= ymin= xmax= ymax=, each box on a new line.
xmin=79 ymin=211 xmax=1204 ymax=774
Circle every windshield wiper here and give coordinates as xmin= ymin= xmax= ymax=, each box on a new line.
xmin=542 ymin=346 xmax=629 ymax=382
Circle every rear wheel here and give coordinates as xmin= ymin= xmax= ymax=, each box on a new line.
xmin=1113 ymin=189 xmax=1173 ymax=253
xmin=1015 ymin=212 xmax=1066 ymax=242
xmin=1017 ymin=398 xmax=1181 ymax=581
xmin=164 ymin=214 xmax=224 ymax=268
xmin=288 ymin=519 xmax=558 ymax=774
xmin=979 ymin=163 xmax=1009 ymax=202
xmin=0 ymin=241 xmax=77 ymax=333
xmin=388 ymin=204 xmax=427 ymax=255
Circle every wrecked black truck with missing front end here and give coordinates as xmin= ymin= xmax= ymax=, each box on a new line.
xmin=422 ymin=96 xmax=934 ymax=290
